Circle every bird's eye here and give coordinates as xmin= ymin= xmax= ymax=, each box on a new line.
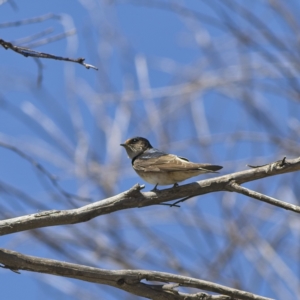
xmin=132 ymin=138 xmax=138 ymax=143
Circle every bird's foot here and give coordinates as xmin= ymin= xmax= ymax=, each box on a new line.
xmin=151 ymin=183 xmax=159 ymax=191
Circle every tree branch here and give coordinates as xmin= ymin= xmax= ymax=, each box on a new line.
xmin=0 ymin=156 xmax=299 ymax=236
xmin=226 ymin=182 xmax=300 ymax=213
xmin=0 ymin=248 xmax=273 ymax=300
xmin=0 ymin=38 xmax=98 ymax=70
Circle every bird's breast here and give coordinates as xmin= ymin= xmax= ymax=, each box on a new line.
xmin=135 ymin=170 xmax=205 ymax=185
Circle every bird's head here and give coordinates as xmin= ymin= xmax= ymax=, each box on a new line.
xmin=120 ymin=137 xmax=153 ymax=159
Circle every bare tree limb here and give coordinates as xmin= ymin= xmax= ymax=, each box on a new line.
xmin=0 ymin=157 xmax=299 ymax=236
xmin=0 ymin=248 xmax=273 ymax=300
xmin=0 ymin=38 xmax=98 ymax=70
xmin=226 ymin=182 xmax=300 ymax=212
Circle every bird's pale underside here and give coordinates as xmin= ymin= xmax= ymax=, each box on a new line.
xmin=121 ymin=137 xmax=222 ymax=190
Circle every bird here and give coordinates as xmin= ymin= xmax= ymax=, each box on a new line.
xmin=120 ymin=137 xmax=223 ymax=190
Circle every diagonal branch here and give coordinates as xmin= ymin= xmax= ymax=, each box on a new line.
xmin=226 ymin=181 xmax=300 ymax=213
xmin=0 ymin=38 xmax=98 ymax=70
xmin=0 ymin=157 xmax=299 ymax=236
xmin=0 ymin=248 xmax=273 ymax=300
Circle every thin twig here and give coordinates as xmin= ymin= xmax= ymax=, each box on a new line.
xmin=226 ymin=181 xmax=300 ymax=213
xmin=0 ymin=38 xmax=98 ymax=70
xmin=171 ymin=195 xmax=195 ymax=207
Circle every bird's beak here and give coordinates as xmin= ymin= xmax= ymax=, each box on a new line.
xmin=120 ymin=143 xmax=126 ymax=147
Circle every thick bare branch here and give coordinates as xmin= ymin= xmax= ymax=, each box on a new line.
xmin=0 ymin=157 xmax=299 ymax=236
xmin=0 ymin=248 xmax=273 ymax=300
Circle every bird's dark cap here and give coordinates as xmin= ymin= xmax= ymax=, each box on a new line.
xmin=120 ymin=137 xmax=153 ymax=148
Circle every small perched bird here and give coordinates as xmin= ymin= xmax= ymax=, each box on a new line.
xmin=120 ymin=137 xmax=223 ymax=190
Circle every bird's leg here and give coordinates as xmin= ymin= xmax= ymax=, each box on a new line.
xmin=152 ymin=183 xmax=159 ymax=191
xmin=173 ymin=183 xmax=179 ymax=188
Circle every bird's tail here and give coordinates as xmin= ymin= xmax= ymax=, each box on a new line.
xmin=200 ymin=164 xmax=223 ymax=172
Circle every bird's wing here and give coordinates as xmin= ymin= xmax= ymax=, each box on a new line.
xmin=177 ymin=156 xmax=189 ymax=162
xmin=133 ymin=153 xmax=221 ymax=172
